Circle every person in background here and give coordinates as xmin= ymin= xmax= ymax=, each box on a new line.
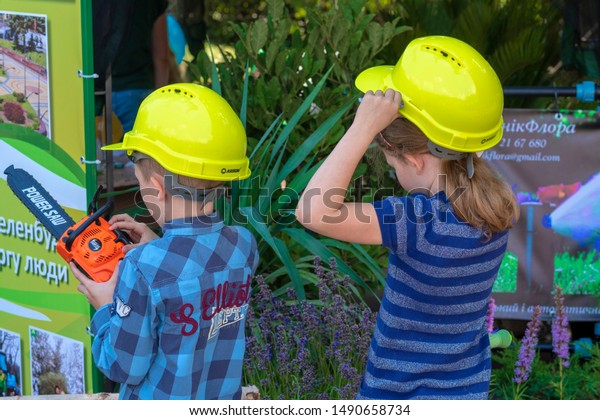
xmin=93 ymin=0 xmax=171 ymax=179
xmin=296 ymin=36 xmax=519 ymax=399
xmin=111 ymin=0 xmax=170 ymax=134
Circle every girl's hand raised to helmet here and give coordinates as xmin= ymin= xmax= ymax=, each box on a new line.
xmin=354 ymin=89 xmax=403 ymax=137
xmin=108 ymin=213 xmax=159 ymax=253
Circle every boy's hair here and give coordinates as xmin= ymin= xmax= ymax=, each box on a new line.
xmin=380 ymin=118 xmax=520 ymax=239
xmin=137 ymin=156 xmax=223 ymax=190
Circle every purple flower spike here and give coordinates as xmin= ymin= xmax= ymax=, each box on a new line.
xmin=243 ymin=257 xmax=377 ymax=399
xmin=552 ymin=287 xmax=571 ymax=368
xmin=485 ymin=298 xmax=495 ymax=333
xmin=513 ymin=305 xmax=542 ymax=384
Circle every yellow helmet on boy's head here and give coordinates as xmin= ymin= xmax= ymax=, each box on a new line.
xmin=103 ymin=83 xmax=250 ymax=181
xmin=355 ymin=36 xmax=504 ymax=154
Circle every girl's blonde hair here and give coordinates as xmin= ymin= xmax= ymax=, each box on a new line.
xmin=380 ymin=118 xmax=519 ymax=239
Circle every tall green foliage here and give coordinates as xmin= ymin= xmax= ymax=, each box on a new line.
xmin=380 ymin=0 xmax=563 ymax=108
xmin=210 ymin=65 xmax=385 ymax=300
xmin=191 ymin=0 xmax=409 ymax=142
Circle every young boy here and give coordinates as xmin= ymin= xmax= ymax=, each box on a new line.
xmin=72 ymin=83 xmax=259 ymax=400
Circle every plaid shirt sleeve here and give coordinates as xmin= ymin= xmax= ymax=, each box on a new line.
xmin=90 ymin=255 xmax=158 ymax=385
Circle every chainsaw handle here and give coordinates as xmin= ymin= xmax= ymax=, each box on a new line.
xmin=64 ymin=201 xmax=114 ymax=251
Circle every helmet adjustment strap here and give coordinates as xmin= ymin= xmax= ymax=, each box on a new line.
xmin=427 ymin=141 xmax=475 ymax=179
xmin=164 ymin=172 xmax=224 ymax=205
xmin=128 ymin=151 xmax=225 ymax=203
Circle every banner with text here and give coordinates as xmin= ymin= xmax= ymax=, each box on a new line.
xmin=484 ymin=108 xmax=600 ymax=321
xmin=0 ymin=1 xmax=95 ymax=396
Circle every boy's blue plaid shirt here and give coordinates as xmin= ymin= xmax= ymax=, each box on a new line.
xmin=89 ymin=213 xmax=259 ymax=399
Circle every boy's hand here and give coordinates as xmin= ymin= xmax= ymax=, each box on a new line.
xmin=71 ymin=261 xmax=120 ymax=310
xmin=354 ymin=89 xmax=403 ymax=137
xmin=109 ymin=213 xmax=158 ymax=253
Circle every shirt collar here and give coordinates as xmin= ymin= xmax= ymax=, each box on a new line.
xmin=162 ymin=212 xmax=224 ymax=236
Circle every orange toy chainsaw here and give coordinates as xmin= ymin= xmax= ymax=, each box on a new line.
xmin=4 ymin=165 xmax=131 ymax=282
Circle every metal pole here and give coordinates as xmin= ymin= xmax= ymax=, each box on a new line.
xmin=503 ymin=82 xmax=600 ymax=102
xmin=503 ymin=86 xmax=579 ymax=97
xmin=105 ymin=65 xmax=114 ymax=194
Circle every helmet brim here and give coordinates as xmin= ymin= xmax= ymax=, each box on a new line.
xmin=355 ymin=66 xmax=396 ymax=93
xmin=101 ymin=142 xmax=127 ymax=151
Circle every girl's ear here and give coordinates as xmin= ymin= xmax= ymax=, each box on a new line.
xmin=149 ymin=173 xmax=166 ymax=202
xmin=403 ymin=154 xmax=425 ymax=173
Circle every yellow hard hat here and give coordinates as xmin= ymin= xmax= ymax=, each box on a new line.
xmin=355 ymin=36 xmax=503 ymax=153
xmin=103 ymin=83 xmax=250 ymax=181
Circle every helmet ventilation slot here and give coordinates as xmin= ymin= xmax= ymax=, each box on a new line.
xmin=425 ymin=45 xmax=463 ymax=67
xmin=161 ymin=87 xmax=195 ymax=99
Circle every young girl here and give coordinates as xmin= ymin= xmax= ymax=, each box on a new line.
xmin=296 ymin=36 xmax=519 ymax=399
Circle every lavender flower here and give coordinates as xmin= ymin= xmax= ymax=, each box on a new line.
xmin=274 ymin=323 xmax=291 ymax=376
xmin=340 ymin=382 xmax=358 ymax=400
xmin=313 ymin=256 xmax=325 ymax=281
xmin=326 ymin=257 xmax=338 ymax=282
xmin=552 ymin=287 xmax=570 ymax=368
xmin=485 ymin=298 xmax=495 ymax=333
xmin=513 ymin=305 xmax=542 ymax=384
xmin=243 ymin=257 xmax=377 ymax=399
xmin=295 ymin=336 xmax=317 ymax=396
xmin=300 ymin=299 xmax=319 ymax=334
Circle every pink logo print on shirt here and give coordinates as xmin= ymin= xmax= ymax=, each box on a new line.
xmin=170 ymin=303 xmax=199 ymax=336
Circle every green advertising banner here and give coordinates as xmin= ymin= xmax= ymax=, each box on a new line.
xmin=0 ymin=1 xmax=96 ymax=396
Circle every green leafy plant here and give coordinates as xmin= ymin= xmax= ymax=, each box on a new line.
xmin=191 ymin=0 xmax=409 ymax=144
xmin=377 ymin=0 xmax=563 ymax=109
xmin=210 ymin=63 xmax=385 ymax=300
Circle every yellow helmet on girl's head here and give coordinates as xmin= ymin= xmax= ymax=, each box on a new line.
xmin=355 ymin=36 xmax=503 ymax=154
xmin=103 ymin=83 xmax=251 ymax=181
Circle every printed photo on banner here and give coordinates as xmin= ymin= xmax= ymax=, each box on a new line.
xmin=0 ymin=11 xmax=51 ymax=139
xmin=29 ymin=326 xmax=84 ymax=396
xmin=0 ymin=328 xmax=22 ymax=397
xmin=484 ymin=108 xmax=600 ymax=321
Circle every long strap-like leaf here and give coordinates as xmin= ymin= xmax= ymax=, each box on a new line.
xmin=240 ymin=59 xmax=250 ymax=128
xmin=207 ymin=38 xmax=222 ymax=95
xmin=322 ymin=238 xmax=386 ymax=289
xmin=240 ymin=206 xmax=305 ymax=299
xmin=268 ymin=66 xmax=335 ymax=165
xmin=282 ymin=227 xmax=375 ymax=299
xmin=274 ymin=97 xmax=355 ymax=189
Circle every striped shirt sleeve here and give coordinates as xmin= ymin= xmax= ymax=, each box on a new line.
xmin=373 ymin=196 xmax=408 ymax=253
